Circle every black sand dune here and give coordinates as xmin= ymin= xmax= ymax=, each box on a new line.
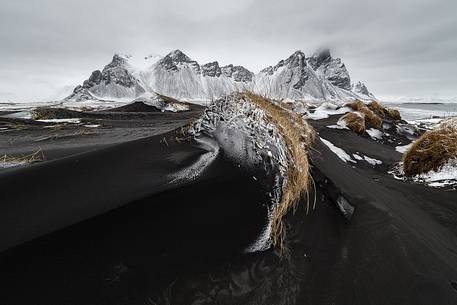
xmin=0 ymin=104 xmax=203 ymax=161
xmin=0 ymin=129 xmax=274 ymax=304
xmin=104 ymin=101 xmax=165 ymax=112
xmin=31 ymin=101 xmax=199 ymax=120
xmin=306 ymin=142 xmax=457 ymax=305
xmin=105 ymin=101 xmax=189 ymax=113
xmin=1 ymin=112 xmax=457 ymax=304
xmin=0 ymin=116 xmax=50 ymax=127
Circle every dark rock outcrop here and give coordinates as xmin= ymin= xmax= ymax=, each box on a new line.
xmin=201 ymin=62 xmax=222 ymax=77
xmin=221 ymin=64 xmax=254 ymax=82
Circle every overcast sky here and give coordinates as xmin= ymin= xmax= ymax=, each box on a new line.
xmin=1 ymin=0 xmax=456 ymax=102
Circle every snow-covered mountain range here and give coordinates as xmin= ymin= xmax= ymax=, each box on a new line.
xmin=66 ymin=49 xmax=375 ymax=104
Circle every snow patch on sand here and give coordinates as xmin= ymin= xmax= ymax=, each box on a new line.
xmin=37 ymin=118 xmax=81 ymax=124
xmin=390 ymin=159 xmax=457 ymax=188
xmin=353 ymin=153 xmax=382 ymax=166
xmin=134 ymin=92 xmax=190 ymax=113
xmin=396 ymin=143 xmax=413 ymax=153
xmin=327 ymin=124 xmax=349 ymax=130
xmin=366 ymin=128 xmax=383 ymax=140
xmin=352 ymin=154 xmax=363 ymax=161
xmin=321 ymin=137 xmax=355 ymax=163
xmin=363 ymin=155 xmax=382 ymax=166
xmin=0 ymin=160 xmax=28 ymax=169
xmin=417 ymin=158 xmax=457 ymax=187
xmin=306 ymin=102 xmax=350 ymax=120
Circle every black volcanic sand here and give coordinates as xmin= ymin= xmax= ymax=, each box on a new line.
xmin=1 ymin=113 xmax=457 ymax=304
xmin=0 ymin=103 xmax=204 ymax=161
xmin=0 ymin=129 xmax=274 ymax=304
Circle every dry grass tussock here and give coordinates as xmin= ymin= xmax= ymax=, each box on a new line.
xmin=244 ymin=92 xmax=315 ymax=250
xmin=345 ymin=100 xmax=382 ymax=129
xmin=1 ymin=150 xmax=44 ymax=166
xmin=368 ymin=101 xmax=401 ymax=121
xmin=34 ymin=128 xmax=95 ymax=142
xmin=403 ymin=118 xmax=457 ymax=176
xmin=31 ymin=107 xmax=80 ymax=120
xmin=339 ymin=112 xmax=366 ymax=134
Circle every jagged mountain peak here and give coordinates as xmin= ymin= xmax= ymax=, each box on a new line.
xmin=352 ymin=81 xmax=370 ymax=95
xmin=283 ymin=50 xmax=307 ymax=67
xmin=351 ymin=81 xmax=375 ymax=99
xmin=289 ymin=50 xmax=306 ymax=59
xmin=82 ymin=70 xmax=103 ymax=89
xmin=158 ymin=49 xmax=199 ymax=72
xmin=166 ymin=49 xmax=193 ymax=63
xmin=260 ymin=50 xmax=307 ymax=75
xmin=201 ymin=61 xmax=221 ymax=77
xmin=220 ymin=65 xmax=254 ymax=82
xmin=105 ymin=54 xmax=130 ymax=69
xmin=66 ymin=48 xmax=374 ymax=103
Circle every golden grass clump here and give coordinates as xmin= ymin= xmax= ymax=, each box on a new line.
xmin=31 ymin=107 xmax=81 ymax=120
xmin=402 ymin=118 xmax=457 ymax=176
xmin=387 ymin=108 xmax=401 ymax=121
xmin=345 ymin=100 xmax=382 ymax=129
xmin=80 ymin=106 xmax=94 ymax=112
xmin=1 ymin=150 xmax=43 ymax=167
xmin=244 ymin=92 xmax=315 ymax=249
xmin=31 ymin=107 xmax=51 ymax=120
xmin=338 ymin=112 xmax=366 ymax=135
xmin=368 ymin=101 xmax=401 ymax=121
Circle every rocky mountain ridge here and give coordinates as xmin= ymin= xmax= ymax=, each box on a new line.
xmin=66 ymin=49 xmax=375 ymax=103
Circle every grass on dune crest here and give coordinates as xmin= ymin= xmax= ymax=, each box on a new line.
xmin=344 ymin=100 xmax=401 ymax=136
xmin=345 ymin=100 xmax=382 ymax=129
xmin=368 ymin=101 xmax=401 ymax=122
xmin=403 ymin=118 xmax=457 ymax=176
xmin=338 ymin=111 xmax=366 ymax=135
xmin=243 ymin=92 xmax=315 ymax=251
xmin=1 ymin=150 xmax=44 ymax=167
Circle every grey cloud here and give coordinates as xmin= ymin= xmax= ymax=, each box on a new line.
xmin=0 ymin=0 xmax=456 ymax=101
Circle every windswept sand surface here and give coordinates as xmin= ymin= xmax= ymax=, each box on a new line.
xmin=0 ymin=106 xmax=204 ymax=161
xmin=0 ymin=110 xmax=457 ymax=304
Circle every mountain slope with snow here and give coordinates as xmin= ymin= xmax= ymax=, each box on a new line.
xmin=65 ymin=49 xmax=375 ymax=103
xmin=135 ymin=50 xmax=254 ymax=101
xmin=66 ymin=54 xmax=145 ymax=102
xmin=254 ymin=50 xmax=356 ymax=100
